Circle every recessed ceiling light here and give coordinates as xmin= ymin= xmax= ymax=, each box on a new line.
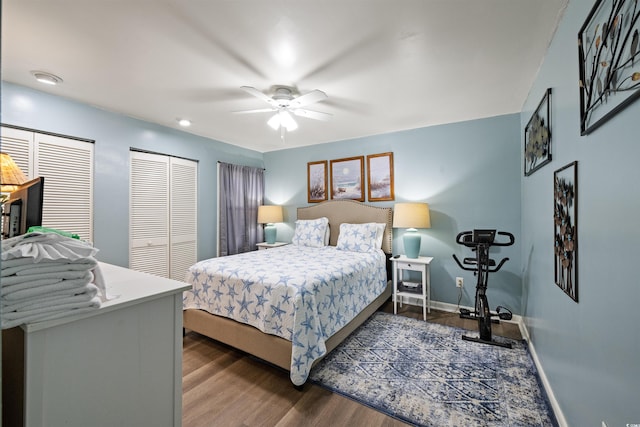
xmin=31 ymin=70 xmax=63 ymax=85
xmin=177 ymin=118 xmax=191 ymax=127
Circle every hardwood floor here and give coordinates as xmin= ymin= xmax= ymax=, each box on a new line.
xmin=182 ymin=301 xmax=522 ymax=427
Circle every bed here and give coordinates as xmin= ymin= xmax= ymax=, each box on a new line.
xmin=182 ymin=200 xmax=393 ymax=385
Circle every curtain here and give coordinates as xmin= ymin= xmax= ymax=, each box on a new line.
xmin=218 ymin=162 xmax=264 ymax=256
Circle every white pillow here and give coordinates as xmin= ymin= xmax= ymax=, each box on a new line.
xmin=374 ymin=223 xmax=386 ymax=249
xmin=336 ymin=223 xmax=379 ymax=253
xmin=325 ymin=224 xmax=331 ymax=246
xmin=292 ymin=217 xmax=329 ymax=248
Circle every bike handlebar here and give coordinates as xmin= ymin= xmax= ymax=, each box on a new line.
xmin=455 ymin=230 xmax=515 ymax=247
xmin=452 ymin=254 xmax=510 ymax=273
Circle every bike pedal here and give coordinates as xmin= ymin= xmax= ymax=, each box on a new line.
xmin=496 ymin=306 xmax=513 ymax=320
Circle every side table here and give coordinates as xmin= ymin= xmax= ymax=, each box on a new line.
xmin=256 ymin=242 xmax=289 ymax=250
xmin=391 ymin=255 xmax=433 ymax=321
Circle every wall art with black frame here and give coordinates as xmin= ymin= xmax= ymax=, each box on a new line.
xmin=524 ymin=88 xmax=552 ymax=176
xmin=578 ymin=0 xmax=640 ymax=135
xmin=554 ymin=161 xmax=578 ymax=302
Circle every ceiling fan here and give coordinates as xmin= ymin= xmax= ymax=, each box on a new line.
xmin=235 ymin=85 xmax=332 ymax=140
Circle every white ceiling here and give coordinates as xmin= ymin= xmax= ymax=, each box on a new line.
xmin=2 ymin=0 xmax=568 ymax=153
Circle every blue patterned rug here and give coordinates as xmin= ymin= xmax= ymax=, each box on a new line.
xmin=310 ymin=312 xmax=557 ymax=427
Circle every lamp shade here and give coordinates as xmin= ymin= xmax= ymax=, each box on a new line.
xmin=393 ymin=202 xmax=431 ymax=259
xmin=258 ymin=205 xmax=283 ymax=245
xmin=392 ymin=203 xmax=431 ymax=229
xmin=0 ymin=152 xmax=28 ymax=193
xmin=257 ymin=205 xmax=283 ymax=224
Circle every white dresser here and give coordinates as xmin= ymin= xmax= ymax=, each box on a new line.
xmin=2 ymin=262 xmax=190 ymax=427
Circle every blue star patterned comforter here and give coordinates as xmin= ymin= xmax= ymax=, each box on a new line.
xmin=182 ymin=244 xmax=387 ymax=385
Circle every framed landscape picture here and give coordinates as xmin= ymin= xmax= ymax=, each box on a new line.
xmin=330 ymin=156 xmax=364 ymax=201
xmin=307 ymin=160 xmax=328 ymax=203
xmin=367 ymin=152 xmax=394 ymax=201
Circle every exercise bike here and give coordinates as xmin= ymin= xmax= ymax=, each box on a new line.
xmin=452 ymin=229 xmax=515 ymax=349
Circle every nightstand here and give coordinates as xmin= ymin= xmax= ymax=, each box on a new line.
xmin=391 ymin=255 xmax=433 ymax=321
xmin=256 ymin=242 xmax=289 ymax=250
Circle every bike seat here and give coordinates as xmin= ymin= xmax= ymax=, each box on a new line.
xmin=463 ymin=257 xmax=496 ymax=266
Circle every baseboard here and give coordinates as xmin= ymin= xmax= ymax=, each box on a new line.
xmin=399 ymin=296 xmax=568 ymax=427
xmin=396 ymin=296 xmax=525 ymax=326
xmin=517 ymin=321 xmax=568 ymax=427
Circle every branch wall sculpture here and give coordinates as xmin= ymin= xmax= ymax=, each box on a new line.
xmin=579 ymin=0 xmax=640 ymax=134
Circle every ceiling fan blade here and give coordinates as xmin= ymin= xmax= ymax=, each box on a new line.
xmin=232 ymin=108 xmax=275 ymax=114
xmin=240 ymin=86 xmax=277 ymax=106
xmin=293 ymin=108 xmax=332 ymax=121
xmin=289 ymin=89 xmax=328 ymax=108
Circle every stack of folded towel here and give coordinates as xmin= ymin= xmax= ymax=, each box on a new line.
xmin=1 ymin=232 xmax=110 ymax=329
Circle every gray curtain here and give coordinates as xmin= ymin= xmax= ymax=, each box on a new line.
xmin=218 ymin=162 xmax=264 ymax=256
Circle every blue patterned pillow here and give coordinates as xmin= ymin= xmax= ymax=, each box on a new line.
xmin=292 ymin=217 xmax=329 ymax=247
xmin=336 ymin=223 xmax=379 ymax=253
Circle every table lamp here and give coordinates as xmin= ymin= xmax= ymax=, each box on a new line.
xmin=393 ymin=202 xmax=431 ymax=258
xmin=257 ymin=205 xmax=283 ymax=244
xmin=1 ymin=152 xmax=28 ymax=193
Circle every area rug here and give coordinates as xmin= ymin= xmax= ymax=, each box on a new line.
xmin=310 ymin=312 xmax=557 ymax=427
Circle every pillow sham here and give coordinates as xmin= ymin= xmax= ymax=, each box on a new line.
xmin=374 ymin=222 xmax=386 ymax=249
xmin=336 ymin=222 xmax=380 ymax=253
xmin=291 ymin=217 xmax=329 ymax=248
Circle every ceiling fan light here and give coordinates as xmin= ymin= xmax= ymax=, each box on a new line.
xmin=280 ymin=111 xmax=298 ymax=132
xmin=267 ymin=113 xmax=281 ymax=130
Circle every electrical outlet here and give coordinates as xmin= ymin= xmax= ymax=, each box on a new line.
xmin=456 ymin=277 xmax=463 ymax=288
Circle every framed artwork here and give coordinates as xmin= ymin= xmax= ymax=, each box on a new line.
xmin=330 ymin=156 xmax=364 ymax=201
xmin=554 ymin=161 xmax=578 ymax=302
xmin=578 ymin=0 xmax=640 ymax=135
xmin=307 ymin=160 xmax=328 ymax=203
xmin=524 ymin=88 xmax=552 ymax=176
xmin=366 ymin=152 xmax=395 ymax=201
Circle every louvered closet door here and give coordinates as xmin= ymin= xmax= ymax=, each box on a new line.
xmin=34 ymin=134 xmax=94 ymax=241
xmin=169 ymin=157 xmax=197 ymax=282
xmin=1 ymin=126 xmax=94 ymax=242
xmin=0 ymin=127 xmax=33 ymax=176
xmin=130 ymin=151 xmax=170 ymax=277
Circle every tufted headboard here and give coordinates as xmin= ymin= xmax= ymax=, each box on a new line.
xmin=297 ymin=200 xmax=393 ymax=255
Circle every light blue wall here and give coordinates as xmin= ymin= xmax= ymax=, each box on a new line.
xmin=264 ymin=114 xmax=523 ymax=313
xmin=521 ymin=1 xmax=640 ymax=426
xmin=1 ymin=82 xmax=264 ymax=267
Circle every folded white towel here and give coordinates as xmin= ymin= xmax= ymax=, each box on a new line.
xmin=1 ymin=269 xmax=92 ymax=288
xmin=91 ymin=263 xmax=112 ymax=302
xmin=1 ymin=258 xmax=98 ymax=277
xmin=1 ymin=299 xmax=101 ymax=329
xmin=2 ymin=283 xmax=99 ymax=313
xmin=1 ymin=256 xmax=61 ymax=269
xmin=2 ymin=276 xmax=92 ymax=301
xmin=1 ymin=232 xmax=98 ymax=263
xmin=2 ymin=296 xmax=101 ymax=321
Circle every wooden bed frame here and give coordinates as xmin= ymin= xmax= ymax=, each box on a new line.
xmin=183 ymin=200 xmax=393 ymax=373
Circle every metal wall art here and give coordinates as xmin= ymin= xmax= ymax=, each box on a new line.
xmin=366 ymin=152 xmax=395 ymax=202
xmin=524 ymin=88 xmax=552 ymax=176
xmin=554 ymin=161 xmax=578 ymax=302
xmin=307 ymin=160 xmax=328 ymax=203
xmin=578 ymin=0 xmax=640 ymax=135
